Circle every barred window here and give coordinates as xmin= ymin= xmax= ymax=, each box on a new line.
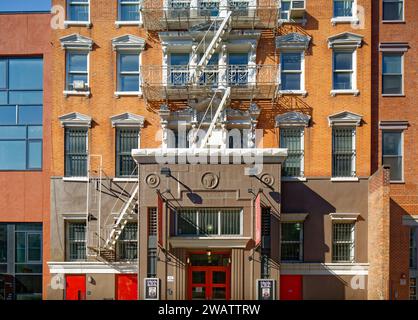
xmin=66 ymin=222 xmax=86 ymax=261
xmin=148 ymin=207 xmax=157 ymax=237
xmin=65 ymin=127 xmax=88 ymax=177
xmin=116 ymin=128 xmax=138 ymax=177
xmin=332 ymin=223 xmax=355 ymax=262
xmin=410 ymin=228 xmax=417 ymax=269
xmin=280 ymin=127 xmax=304 ymax=177
xmin=410 ymin=278 xmax=417 ymax=300
xmin=116 ymin=223 xmax=138 ymax=261
xmin=281 ymin=222 xmax=303 ymax=261
xmin=176 ymin=208 xmax=242 ymax=236
xmin=332 ymin=127 xmax=356 ymax=178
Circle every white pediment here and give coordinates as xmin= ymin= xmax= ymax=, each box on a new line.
xmin=60 ymin=34 xmax=94 ymax=50
xmin=59 ymin=112 xmax=92 ymax=127
xmin=276 ymin=33 xmax=311 ymax=50
xmin=328 ymin=111 xmax=363 ymax=127
xmin=111 ymin=35 xmax=146 ymax=51
xmin=328 ymin=32 xmax=363 ymax=49
xmin=110 ymin=112 xmax=145 ymax=127
xmin=276 ymin=112 xmax=311 ymax=127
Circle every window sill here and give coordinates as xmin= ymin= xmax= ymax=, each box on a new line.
xmin=115 ymin=21 xmax=143 ymax=28
xmin=330 ymin=89 xmax=360 ymax=96
xmin=113 ymin=178 xmax=137 ymax=182
xmin=331 ymin=17 xmax=359 ymax=25
xmin=331 ymin=177 xmax=359 ymax=182
xmin=382 ymin=94 xmax=405 ymax=97
xmin=278 ymin=19 xmax=307 ymax=26
xmin=278 ymin=90 xmax=307 ymax=97
xmin=382 ymin=20 xmax=405 ymax=24
xmin=114 ymin=91 xmax=142 ymax=98
xmin=282 ymin=177 xmax=307 ymax=182
xmin=390 ymin=180 xmax=405 ymax=184
xmin=64 ymin=21 xmax=92 ymax=28
xmin=63 ymin=90 xmax=91 ymax=97
xmin=63 ymin=177 xmax=89 ymax=182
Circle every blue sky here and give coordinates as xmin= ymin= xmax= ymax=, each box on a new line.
xmin=0 ymin=0 xmax=51 ymax=12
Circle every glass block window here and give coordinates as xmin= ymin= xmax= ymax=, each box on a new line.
xmin=281 ymin=52 xmax=302 ymax=91
xmin=66 ymin=52 xmax=88 ymax=91
xmin=332 ymin=222 xmax=355 ymax=262
xmin=65 ymin=127 xmax=88 ymax=177
xmin=0 ymin=58 xmax=43 ymax=171
xmin=383 ymin=0 xmax=404 ymax=21
xmin=333 ymin=51 xmax=354 ymax=90
xmin=332 ymin=127 xmax=356 ymax=178
xmin=118 ymin=0 xmax=140 ymax=21
xmin=280 ymin=127 xmax=304 ymax=177
xmin=66 ymin=222 xmax=86 ymax=261
xmin=118 ymin=53 xmax=140 ymax=92
xmin=333 ymin=0 xmax=354 ymax=17
xmin=67 ymin=0 xmax=89 ymax=22
xmin=176 ymin=208 xmax=242 ymax=236
xmin=382 ymin=131 xmax=403 ymax=181
xmin=382 ymin=53 xmax=403 ymax=95
xmin=116 ymin=128 xmax=138 ymax=177
xmin=410 ymin=228 xmax=417 ymax=269
xmin=410 ymin=278 xmax=417 ymax=300
xmin=116 ymin=223 xmax=138 ymax=261
xmin=281 ymin=222 xmax=303 ymax=261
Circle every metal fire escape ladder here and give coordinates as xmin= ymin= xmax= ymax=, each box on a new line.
xmin=104 ymin=184 xmax=139 ymax=250
xmin=189 ymin=11 xmax=232 ymax=85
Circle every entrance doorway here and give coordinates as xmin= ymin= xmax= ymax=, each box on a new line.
xmin=187 ymin=252 xmax=231 ymax=300
xmin=280 ymin=275 xmax=303 ymax=300
xmin=116 ymin=274 xmax=138 ymax=300
xmin=65 ymin=275 xmax=86 ymax=300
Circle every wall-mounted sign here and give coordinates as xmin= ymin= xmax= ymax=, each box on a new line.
xmin=256 ymin=279 xmax=276 ymax=300
xmin=167 ymin=276 xmax=174 ymax=282
xmin=144 ymin=278 xmax=160 ymax=300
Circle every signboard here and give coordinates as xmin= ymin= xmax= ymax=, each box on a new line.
xmin=256 ymin=279 xmax=276 ymax=300
xmin=144 ymin=278 xmax=160 ymax=300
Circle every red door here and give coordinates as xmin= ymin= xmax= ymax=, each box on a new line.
xmin=65 ymin=275 xmax=86 ymax=300
xmin=280 ymin=275 xmax=303 ymax=300
xmin=188 ymin=266 xmax=230 ymax=300
xmin=116 ymin=274 xmax=138 ymax=300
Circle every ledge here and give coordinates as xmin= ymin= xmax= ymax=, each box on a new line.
xmin=48 ymin=261 xmax=138 ymax=274
xmin=282 ymin=177 xmax=307 ymax=182
xmin=114 ymin=91 xmax=142 ymax=98
xmin=281 ymin=213 xmax=309 ymax=222
xmin=63 ymin=90 xmax=91 ymax=97
xmin=115 ymin=21 xmax=143 ymax=28
xmin=331 ymin=177 xmax=359 ymax=182
xmin=329 ymin=212 xmax=360 ymax=221
xmin=278 ymin=90 xmax=307 ymax=97
xmin=331 ymin=17 xmax=359 ymax=25
xmin=330 ymin=89 xmax=360 ymax=97
xmin=382 ymin=94 xmax=405 ymax=97
xmin=281 ymin=263 xmax=369 ymax=276
xmin=169 ymin=237 xmax=251 ymax=249
xmin=113 ymin=178 xmax=137 ymax=182
xmin=64 ymin=21 xmax=92 ymax=28
xmin=62 ymin=177 xmax=89 ymax=182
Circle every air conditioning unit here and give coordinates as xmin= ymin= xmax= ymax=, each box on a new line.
xmin=289 ymin=0 xmax=306 ymax=19
xmin=72 ymin=80 xmax=87 ymax=91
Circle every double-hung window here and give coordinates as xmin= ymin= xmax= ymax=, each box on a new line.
xmin=332 ymin=222 xmax=355 ymax=262
xmin=67 ymin=0 xmax=89 ymax=22
xmin=280 ymin=52 xmax=304 ymax=92
xmin=280 ymin=127 xmax=304 ymax=177
xmin=332 ymin=127 xmax=356 ymax=178
xmin=228 ymin=53 xmax=249 ymax=86
xmin=66 ymin=51 xmax=89 ymax=92
xmin=116 ymin=128 xmax=139 ymax=177
xmin=333 ymin=0 xmax=354 ymax=18
xmin=199 ymin=0 xmax=220 ymax=17
xmin=65 ymin=127 xmax=88 ymax=177
xmin=116 ymin=223 xmax=138 ymax=261
xmin=333 ymin=51 xmax=354 ymax=90
xmin=66 ymin=222 xmax=86 ymax=261
xmin=281 ymin=222 xmax=303 ymax=261
xmin=382 ymin=131 xmax=403 ymax=181
xmin=169 ymin=53 xmax=190 ymax=86
xmin=382 ymin=53 xmax=403 ymax=95
xmin=118 ymin=0 xmax=141 ymax=22
xmin=279 ymin=0 xmax=291 ymax=20
xmin=118 ymin=53 xmax=140 ymax=92
xmin=0 ymin=58 xmax=43 ymax=171
xmin=383 ymin=0 xmax=404 ymax=21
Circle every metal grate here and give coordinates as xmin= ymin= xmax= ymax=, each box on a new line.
xmin=281 ymin=128 xmax=303 ymax=177
xmin=148 ymin=207 xmax=157 ymax=236
xmin=332 ymin=223 xmax=355 ymax=262
xmin=281 ymin=222 xmax=303 ymax=261
xmin=332 ymin=127 xmax=355 ymax=177
xmin=116 ymin=223 xmax=138 ymax=261
xmin=410 ymin=228 xmax=417 ymax=269
xmin=67 ymin=222 xmax=86 ymax=261
xmin=261 ymin=207 xmax=271 ymax=236
xmin=65 ymin=128 xmax=88 ymax=177
xmin=116 ymin=128 xmax=138 ymax=177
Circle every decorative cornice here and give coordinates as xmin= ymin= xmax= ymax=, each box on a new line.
xmin=60 ymin=33 xmax=94 ymax=50
xmin=275 ymin=112 xmax=311 ymax=127
xmin=48 ymin=262 xmax=138 ymax=274
xmin=281 ymin=263 xmax=369 ymax=276
xmin=328 ymin=111 xmax=362 ymax=127
xmin=328 ymin=32 xmax=363 ymax=49
xmin=379 ymin=120 xmax=409 ymax=130
xmin=329 ymin=212 xmax=360 ymax=221
xmin=59 ymin=112 xmax=92 ymax=127
xmin=276 ymin=32 xmax=311 ymax=50
xmin=110 ymin=112 xmax=145 ymax=128
xmin=379 ymin=42 xmax=409 ymax=52
xmin=111 ymin=34 xmax=146 ymax=51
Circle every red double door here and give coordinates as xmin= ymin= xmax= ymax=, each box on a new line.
xmin=65 ymin=275 xmax=86 ymax=300
xmin=188 ymin=266 xmax=230 ymax=300
xmin=280 ymin=275 xmax=303 ymax=300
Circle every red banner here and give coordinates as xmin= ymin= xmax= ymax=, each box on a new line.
xmin=255 ymin=193 xmax=261 ymax=246
xmin=158 ymin=193 xmax=163 ymax=246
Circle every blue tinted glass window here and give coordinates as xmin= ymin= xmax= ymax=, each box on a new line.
xmin=68 ymin=53 xmax=88 ymax=72
xmin=0 ymin=92 xmax=7 ymax=104
xmin=120 ymin=0 xmax=140 ymax=21
xmin=118 ymin=53 xmax=140 ymax=92
xmin=170 ymin=53 xmax=189 ymax=65
xmin=120 ymin=54 xmax=139 ymax=72
xmin=0 ymin=141 xmax=26 ymax=170
xmin=334 ymin=52 xmax=353 ymax=70
xmin=120 ymin=76 xmax=140 ymax=91
xmin=282 ymin=53 xmax=301 ymax=71
xmin=228 ymin=53 xmax=248 ymax=65
xmin=0 ymin=106 xmax=16 ymax=124
xmin=18 ymin=106 xmax=43 ymax=125
xmin=282 ymin=73 xmax=301 ymax=90
xmin=0 ymin=126 xmax=26 ymax=139
xmin=383 ymin=54 xmax=402 ymax=73
xmin=9 ymin=91 xmax=43 ymax=105
xmin=0 ymin=60 xmax=6 ymax=89
xmin=28 ymin=141 xmax=42 ymax=169
xmin=333 ymin=73 xmax=352 ymax=90
xmin=28 ymin=126 xmax=43 ymax=139
xmin=68 ymin=0 xmax=89 ymax=21
xmin=334 ymin=0 xmax=353 ymax=17
xmin=9 ymin=59 xmax=43 ymax=90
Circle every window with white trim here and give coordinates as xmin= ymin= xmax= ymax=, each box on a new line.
xmin=332 ymin=222 xmax=355 ymax=262
xmin=66 ymin=221 xmax=86 ymax=261
xmin=279 ymin=0 xmax=291 ymax=20
xmin=116 ymin=223 xmax=138 ymax=261
xmin=280 ymin=127 xmax=304 ymax=177
xmin=410 ymin=278 xmax=417 ymax=300
xmin=118 ymin=0 xmax=141 ymax=22
xmin=333 ymin=0 xmax=354 ymax=17
xmin=281 ymin=222 xmax=303 ymax=261
xmin=383 ymin=0 xmax=404 ymax=21
xmin=117 ymin=53 xmax=141 ymax=92
xmin=332 ymin=127 xmax=356 ymax=178
xmin=333 ymin=50 xmax=354 ymax=90
xmin=382 ymin=131 xmax=403 ymax=181
xmin=382 ymin=53 xmax=403 ymax=95
xmin=280 ymin=52 xmax=304 ymax=92
xmin=66 ymin=51 xmax=89 ymax=92
xmin=67 ymin=0 xmax=89 ymax=22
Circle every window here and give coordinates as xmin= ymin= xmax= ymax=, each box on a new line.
xmin=281 ymin=222 xmax=303 ymax=261
xmin=168 ymin=0 xmax=191 ymax=18
xmin=67 ymin=0 xmax=89 ymax=22
xmin=230 ymin=0 xmax=249 ymax=16
xmin=333 ymin=0 xmax=353 ymax=17
xmin=280 ymin=127 xmax=304 ymax=177
xmin=118 ymin=0 xmax=140 ymax=21
xmin=382 ymin=53 xmax=403 ymax=95
xmin=333 ymin=51 xmax=354 ymax=90
xmin=228 ymin=128 xmax=248 ymax=149
xmin=176 ymin=208 xmax=242 ymax=236
xmin=0 ymin=225 xmax=6 ymax=266
xmin=411 ymin=228 xmax=417 ymax=269
xmin=382 ymin=131 xmax=403 ymax=181
xmin=332 ymin=222 xmax=355 ymax=262
xmin=66 ymin=52 xmax=88 ymax=92
xmin=383 ymin=0 xmax=404 ymax=21
xmin=116 ymin=128 xmax=138 ymax=177
xmin=280 ymin=52 xmax=303 ymax=91
xmin=280 ymin=0 xmax=291 ymax=20
xmin=0 ymin=58 xmax=43 ymax=171
xmin=169 ymin=53 xmax=190 ymax=86
xmin=117 ymin=53 xmax=140 ymax=92
xmin=199 ymin=53 xmax=219 ymax=87
xmin=116 ymin=223 xmax=138 ymax=261
xmin=15 ymin=228 xmax=42 ymax=275
xmin=411 ymin=278 xmax=417 ymax=300
xmin=199 ymin=0 xmax=219 ymax=17
xmin=228 ymin=53 xmax=249 ymax=86
xmin=65 ymin=128 xmax=88 ymax=177
xmin=332 ymin=127 xmax=356 ymax=178
xmin=66 ymin=222 xmax=86 ymax=261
